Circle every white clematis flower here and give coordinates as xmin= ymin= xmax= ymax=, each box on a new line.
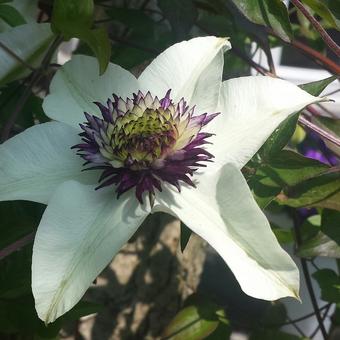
xmin=0 ymin=36 xmax=324 ymax=323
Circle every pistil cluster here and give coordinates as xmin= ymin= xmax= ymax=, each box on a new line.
xmin=73 ymin=90 xmax=218 ymax=203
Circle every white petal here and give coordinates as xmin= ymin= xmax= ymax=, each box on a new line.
xmin=43 ymin=55 xmax=139 ymax=129
xmin=0 ymin=122 xmax=96 ymax=204
xmin=0 ymin=23 xmax=53 ymax=85
xmin=139 ymin=36 xmax=230 ymax=113
xmin=208 ymin=76 xmax=324 ymax=170
xmin=32 ymin=181 xmax=149 ymax=323
xmin=154 ymin=164 xmax=299 ymax=300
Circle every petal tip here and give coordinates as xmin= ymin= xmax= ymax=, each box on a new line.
xmin=217 ymin=37 xmax=231 ymax=51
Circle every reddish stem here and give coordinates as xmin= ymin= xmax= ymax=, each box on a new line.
xmin=291 ymin=0 xmax=340 ymax=58
xmin=0 ymin=232 xmax=35 ymax=260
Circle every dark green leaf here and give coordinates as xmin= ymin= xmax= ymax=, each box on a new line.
xmin=259 ymin=113 xmax=301 ymax=160
xmin=321 ymin=209 xmax=340 ymax=245
xmin=0 ymin=245 xmax=32 ymax=299
xmin=250 ymin=330 xmax=302 ymax=340
xmin=158 ymin=0 xmax=198 ymax=39
xmin=277 ymin=171 xmax=340 ymax=208
xmin=328 ymin=0 xmax=340 ymax=19
xmin=251 ymin=150 xmax=340 ymax=210
xmin=299 ymin=75 xmax=337 ymax=96
xmin=302 ymin=0 xmax=340 ymax=30
xmin=62 ymin=301 xmax=102 ymax=321
xmin=162 ymin=295 xmax=230 ymax=340
xmin=105 ymin=7 xmax=156 ymax=35
xmin=251 ymin=180 xmax=280 ymax=208
xmin=0 ymin=200 xmax=44 ymax=249
xmin=77 ymin=27 xmax=111 ymax=75
xmin=313 ymin=191 xmax=340 ymax=211
xmin=180 ymin=222 xmax=192 ymax=252
xmin=0 ymin=292 xmax=101 ymax=337
xmin=262 ymin=150 xmax=329 ymax=186
xmin=0 ymin=23 xmax=54 ymax=86
xmin=0 ymin=82 xmax=48 ymax=130
xmin=0 ymin=4 xmax=26 ymax=26
xmin=230 ymin=0 xmax=292 ymax=41
xmin=272 ymin=227 xmax=294 ymax=245
xmin=51 ymin=0 xmax=94 ymax=38
xmin=51 ymin=0 xmax=110 ymax=74
xmin=313 ymin=269 xmax=340 ymax=302
xmin=261 ymin=302 xmax=287 ymax=328
xmin=110 ymin=43 xmax=154 ymax=70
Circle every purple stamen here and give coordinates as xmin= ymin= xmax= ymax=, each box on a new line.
xmin=73 ymin=90 xmax=219 ymax=204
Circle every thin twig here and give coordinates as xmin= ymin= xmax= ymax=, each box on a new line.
xmin=293 ymin=213 xmax=328 ymax=340
xmin=310 ymin=303 xmax=333 ymax=338
xmin=0 ymin=36 xmax=62 ymax=142
xmin=287 ymin=316 xmax=307 ymax=338
xmin=316 ymin=103 xmax=338 ymax=118
xmin=291 ymin=0 xmax=340 ymax=58
xmin=299 ymin=115 xmax=340 ymax=148
xmin=292 ymin=40 xmax=340 ymax=75
xmin=275 ymin=303 xmax=332 ymax=326
xmin=0 ymin=232 xmax=35 ymax=260
xmin=267 ymin=28 xmax=340 ymax=75
xmin=0 ymin=41 xmax=36 ymax=72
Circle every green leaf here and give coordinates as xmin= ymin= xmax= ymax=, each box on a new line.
xmin=51 ymin=0 xmax=94 ymax=38
xmin=0 ymin=23 xmax=54 ymax=86
xmin=105 ymin=7 xmax=156 ymax=35
xmin=0 ymin=4 xmax=26 ymax=26
xmin=313 ymin=269 xmax=340 ymax=302
xmin=261 ymin=302 xmax=287 ymax=328
xmin=299 ymin=75 xmax=337 ymax=96
xmin=251 ymin=150 xmax=340 ymax=210
xmin=272 ymin=227 xmax=294 ymax=245
xmin=321 ymin=209 xmax=340 ymax=245
xmin=162 ymin=295 xmax=230 ymax=340
xmin=0 ymin=81 xmax=48 ymax=130
xmin=262 ymin=150 xmax=329 ymax=186
xmin=180 ymin=222 xmax=192 ymax=252
xmin=301 ymin=0 xmax=340 ymax=30
xmin=297 ymin=231 xmax=340 ymax=258
xmin=0 ymin=245 xmax=32 ymax=299
xmin=158 ymin=0 xmax=198 ymax=39
xmin=327 ymin=0 xmax=340 ymax=19
xmin=230 ymin=0 xmax=293 ymax=41
xmin=259 ymin=113 xmax=300 ymax=160
xmin=77 ymin=27 xmax=111 ymax=75
xmin=277 ymin=171 xmax=340 ymax=208
xmin=313 ymin=190 xmax=340 ymax=211
xmin=0 ymin=293 xmax=101 ymax=337
xmin=51 ymin=0 xmax=110 ymax=74
xmin=0 ymin=201 xmax=44 ymax=249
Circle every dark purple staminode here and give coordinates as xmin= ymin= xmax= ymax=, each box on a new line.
xmin=73 ymin=90 xmax=219 ymax=204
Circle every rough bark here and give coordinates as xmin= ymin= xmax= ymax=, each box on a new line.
xmin=62 ymin=213 xmax=207 ymax=340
